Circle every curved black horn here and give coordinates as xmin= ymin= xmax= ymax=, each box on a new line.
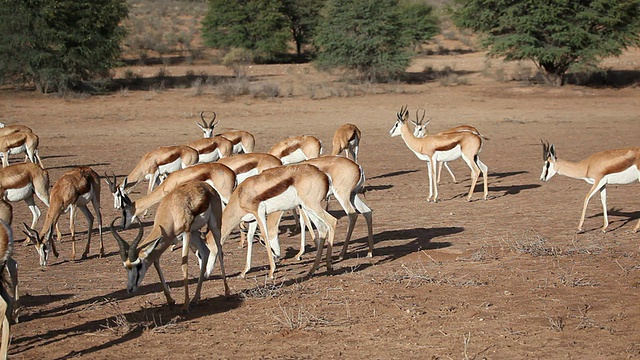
xmin=110 ymin=217 xmax=130 ymax=262
xmin=128 ymin=218 xmax=144 ymax=262
xmin=541 ymin=139 xmax=549 ymax=160
xmin=104 ymin=171 xmax=117 ymax=193
xmin=199 ymin=111 xmax=209 ymax=127
xmin=208 ymin=111 xmax=218 ymax=127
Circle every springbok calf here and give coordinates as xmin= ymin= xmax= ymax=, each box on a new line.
xmin=540 ymin=141 xmax=640 ymax=233
xmin=186 ymin=136 xmax=233 ymax=164
xmin=23 ymin=167 xmax=103 ymax=265
xmin=389 ymin=106 xmax=488 ymax=202
xmin=331 ymin=123 xmax=361 ymax=163
xmin=107 ymin=145 xmax=199 ymax=209
xmin=0 ymin=132 xmax=43 ymax=168
xmin=0 ymin=163 xmax=50 ymax=230
xmin=268 ymin=135 xmax=322 ymax=165
xmin=0 ymin=220 xmax=18 ymax=359
xmin=111 ymin=181 xmax=229 ymax=312
xmin=218 ymin=164 xmax=337 ymax=279
xmin=114 ymin=163 xmax=236 ymax=230
xmin=412 ymin=111 xmax=488 ymax=184
xmin=196 ymin=111 xmax=255 ymax=154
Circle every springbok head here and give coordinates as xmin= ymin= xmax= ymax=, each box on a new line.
xmin=111 ymin=217 xmax=160 ymax=294
xmin=540 ymin=140 xmax=558 ymax=181
xmin=105 ymin=172 xmax=130 ymax=210
xmin=22 ymin=223 xmax=51 ymax=266
xmin=196 ymin=111 xmax=219 ymax=138
xmin=411 ymin=109 xmax=431 ymax=138
xmin=389 ymin=105 xmax=410 ymax=137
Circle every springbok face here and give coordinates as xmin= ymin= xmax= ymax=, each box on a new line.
xmin=196 ymin=111 xmax=218 ymax=138
xmin=111 ymin=218 xmax=155 ymax=293
xmin=540 ymin=140 xmax=558 ymax=181
xmin=22 ymin=224 xmax=50 ymax=266
xmin=410 ymin=109 xmax=430 ymax=138
xmin=105 ymin=172 xmax=125 ymax=209
xmin=389 ymin=105 xmax=409 ymax=137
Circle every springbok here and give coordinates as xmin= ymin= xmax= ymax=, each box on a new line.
xmin=111 ymin=181 xmax=229 ymax=312
xmin=196 ymin=111 xmax=255 ymax=154
xmin=331 ymin=123 xmax=361 ymax=163
xmin=412 ymin=111 xmax=488 ymax=184
xmin=389 ymin=106 xmax=488 ymax=202
xmin=0 ymin=131 xmax=43 ymax=168
xmin=186 ymin=136 xmax=233 ymax=164
xmin=0 ymin=163 xmax=50 ymax=230
xmin=22 ymin=167 xmax=103 ymax=266
xmin=113 ymin=162 xmax=236 ymax=230
xmin=107 ymin=145 xmax=199 ymax=209
xmin=268 ymin=135 xmax=322 ymax=165
xmin=540 ymin=141 xmax=640 ymax=233
xmin=0 ymin=123 xmax=33 ymax=138
xmin=217 ymin=164 xmax=337 ymax=279
xmin=0 ymin=220 xmax=18 ymax=359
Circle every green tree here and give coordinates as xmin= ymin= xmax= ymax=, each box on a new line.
xmin=202 ymin=0 xmax=290 ymax=62
xmin=451 ymin=0 xmax=640 ymax=86
xmin=0 ymin=0 xmax=128 ymax=92
xmin=279 ymin=0 xmax=325 ymax=57
xmin=314 ymin=0 xmax=439 ymax=81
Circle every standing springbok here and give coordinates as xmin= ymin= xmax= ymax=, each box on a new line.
xmin=540 ymin=141 xmax=640 ymax=233
xmin=218 ymin=164 xmax=337 ymax=279
xmin=0 ymin=163 xmax=50 ymax=230
xmin=0 ymin=123 xmax=33 ymax=138
xmin=196 ymin=111 xmax=255 ymax=154
xmin=331 ymin=123 xmax=361 ymax=163
xmin=389 ymin=106 xmax=488 ymax=202
xmin=0 ymin=131 xmax=43 ymax=168
xmin=412 ymin=110 xmax=489 ymax=184
xmin=113 ymin=162 xmax=237 ymax=230
xmin=107 ymin=145 xmax=199 ymax=209
xmin=0 ymin=220 xmax=18 ymax=360
xmin=111 ymin=181 xmax=229 ymax=312
xmin=218 ymin=153 xmax=282 ymax=185
xmin=186 ymin=135 xmax=233 ymax=164
xmin=268 ymin=135 xmax=322 ymax=165
xmin=22 ymin=167 xmax=103 ymax=266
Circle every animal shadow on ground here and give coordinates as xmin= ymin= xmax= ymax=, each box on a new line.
xmin=583 ymin=208 xmax=640 ymax=232
xmin=369 ymin=169 xmax=420 ymax=180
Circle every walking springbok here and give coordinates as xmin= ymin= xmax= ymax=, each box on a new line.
xmin=0 ymin=131 xmax=43 ymax=168
xmin=217 ymin=164 xmax=337 ymax=279
xmin=268 ymin=135 xmax=322 ymax=165
xmin=0 ymin=220 xmax=18 ymax=360
xmin=412 ymin=111 xmax=488 ymax=184
xmin=540 ymin=141 xmax=640 ymax=233
xmin=22 ymin=167 xmax=103 ymax=266
xmin=331 ymin=123 xmax=361 ymax=163
xmin=111 ymin=181 xmax=229 ymax=312
xmin=195 ymin=111 xmax=255 ymax=154
xmin=0 ymin=163 xmax=50 ymax=230
xmin=106 ymin=145 xmax=199 ymax=209
xmin=389 ymin=106 xmax=488 ymax=202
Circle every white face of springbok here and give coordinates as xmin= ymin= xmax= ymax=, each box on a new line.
xmin=410 ymin=109 xmax=430 ymax=138
xmin=195 ymin=111 xmax=219 ymax=138
xmin=389 ymin=106 xmax=409 ymax=137
xmin=540 ymin=141 xmax=559 ymax=181
xmin=110 ymin=218 xmax=156 ymax=293
xmin=22 ymin=224 xmax=51 ymax=266
xmin=105 ymin=172 xmax=126 ymax=209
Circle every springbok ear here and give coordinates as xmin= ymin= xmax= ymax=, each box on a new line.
xmin=195 ymin=121 xmax=206 ymax=130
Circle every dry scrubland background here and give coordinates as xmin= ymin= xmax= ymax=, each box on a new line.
xmin=1 ymin=1 xmax=640 ymax=359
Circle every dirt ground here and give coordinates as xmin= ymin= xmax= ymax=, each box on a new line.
xmin=2 ymin=48 xmax=640 ymax=360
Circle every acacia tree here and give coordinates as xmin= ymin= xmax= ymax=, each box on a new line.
xmin=0 ymin=0 xmax=128 ymax=92
xmin=451 ymin=0 xmax=640 ymax=86
xmin=279 ymin=0 xmax=324 ymax=57
xmin=314 ymin=0 xmax=438 ymax=81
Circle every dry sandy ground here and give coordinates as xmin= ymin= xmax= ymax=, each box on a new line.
xmin=1 ymin=48 xmax=640 ymax=359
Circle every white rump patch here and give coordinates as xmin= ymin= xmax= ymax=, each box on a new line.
xmin=280 ymin=149 xmax=308 ymax=165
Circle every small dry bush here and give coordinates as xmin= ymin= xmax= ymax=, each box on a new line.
xmin=250 ymin=82 xmax=281 ymax=99
xmin=217 ymin=78 xmax=250 ymax=101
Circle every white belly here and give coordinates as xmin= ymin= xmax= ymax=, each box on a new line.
xmin=232 ymin=143 xmax=244 ymax=154
xmin=262 ymin=186 xmax=300 ymax=213
xmin=280 ymin=149 xmax=307 ymax=165
xmin=236 ymin=168 xmax=259 ymax=184
xmin=6 ymin=183 xmax=33 ymax=202
xmin=7 ymin=144 xmax=26 ymax=156
xmin=198 ymin=150 xmax=221 ymax=163
xmin=433 ymin=145 xmax=462 ymax=162
xmin=158 ymin=157 xmax=183 ymax=175
xmin=604 ymin=165 xmax=640 ymax=185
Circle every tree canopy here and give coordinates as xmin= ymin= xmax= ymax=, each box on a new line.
xmin=0 ymin=0 xmax=129 ymax=92
xmin=451 ymin=0 xmax=640 ymax=85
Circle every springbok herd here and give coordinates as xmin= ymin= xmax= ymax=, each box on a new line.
xmin=0 ymin=106 xmax=639 ymax=357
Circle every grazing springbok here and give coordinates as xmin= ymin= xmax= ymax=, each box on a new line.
xmin=0 ymin=220 xmax=18 ymax=360
xmin=22 ymin=167 xmax=103 ymax=266
xmin=331 ymin=123 xmax=361 ymax=163
xmin=0 ymin=163 xmax=50 ymax=230
xmin=218 ymin=153 xmax=282 ymax=185
xmin=217 ymin=164 xmax=337 ymax=279
xmin=186 ymin=136 xmax=233 ymax=164
xmin=412 ymin=111 xmax=488 ymax=184
xmin=196 ymin=111 xmax=255 ymax=154
xmin=0 ymin=131 xmax=43 ymax=168
xmin=107 ymin=145 xmax=199 ymax=209
xmin=389 ymin=106 xmax=488 ymax=202
xmin=540 ymin=141 xmax=640 ymax=233
xmin=268 ymin=135 xmax=322 ymax=165
xmin=114 ymin=162 xmax=236 ymax=230
xmin=111 ymin=181 xmax=229 ymax=312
